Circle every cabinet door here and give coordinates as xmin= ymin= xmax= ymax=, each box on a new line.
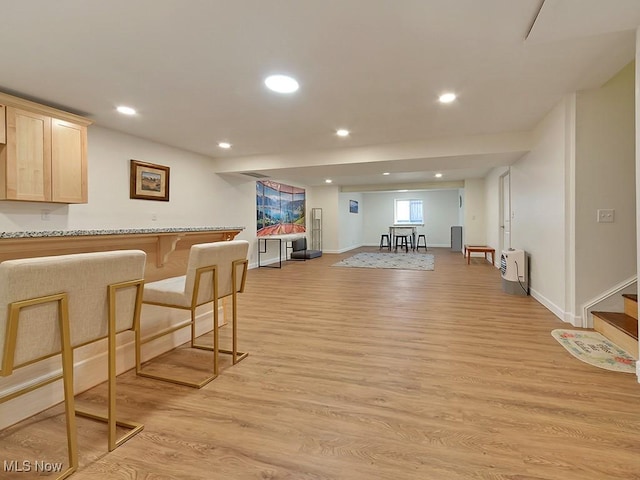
xmin=51 ymin=118 xmax=87 ymax=203
xmin=5 ymin=107 xmax=51 ymax=201
xmin=0 ymin=105 xmax=5 ymax=144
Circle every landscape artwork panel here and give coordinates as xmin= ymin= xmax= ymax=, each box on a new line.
xmin=256 ymin=180 xmax=306 ymax=236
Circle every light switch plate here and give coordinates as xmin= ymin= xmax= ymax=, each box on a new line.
xmin=597 ymin=209 xmax=615 ymax=223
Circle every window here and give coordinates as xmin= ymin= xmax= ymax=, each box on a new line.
xmin=394 ymin=199 xmax=423 ymax=224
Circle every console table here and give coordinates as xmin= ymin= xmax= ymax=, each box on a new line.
xmin=464 ymin=245 xmax=495 ymax=265
xmin=257 ymin=233 xmax=305 ymax=268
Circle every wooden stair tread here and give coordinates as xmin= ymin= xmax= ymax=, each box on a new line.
xmin=622 ymin=293 xmax=637 ymax=302
xmin=592 ymin=311 xmax=638 ymax=340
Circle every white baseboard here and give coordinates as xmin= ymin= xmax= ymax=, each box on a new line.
xmin=251 ymin=255 xmax=283 ymax=269
xmin=333 ymin=244 xmax=363 ymax=254
xmin=564 ymin=312 xmax=582 ymax=327
xmin=364 ymin=243 xmax=450 ymax=249
xmin=529 ymin=287 xmax=581 ymax=326
xmin=0 ymin=305 xmax=219 ymax=430
xmin=329 ymin=243 xmax=452 ymax=253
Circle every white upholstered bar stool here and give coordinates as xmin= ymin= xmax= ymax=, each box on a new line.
xmin=69 ymin=250 xmax=146 ymax=452
xmin=0 ymin=250 xmax=146 ymax=478
xmin=136 ymin=240 xmax=249 ymax=388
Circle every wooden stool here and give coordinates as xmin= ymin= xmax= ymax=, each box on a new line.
xmin=416 ymin=234 xmax=427 ymax=251
xmin=395 ymin=235 xmax=409 ymax=253
xmin=379 ymin=234 xmax=391 ymax=250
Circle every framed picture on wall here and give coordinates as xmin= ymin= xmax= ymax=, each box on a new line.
xmin=349 ymin=200 xmax=358 ymax=214
xmin=256 ymin=180 xmax=306 ymax=236
xmin=130 ymin=159 xmax=170 ymax=201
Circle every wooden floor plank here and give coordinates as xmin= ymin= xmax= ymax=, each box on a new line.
xmin=2 ymin=247 xmax=639 ymax=480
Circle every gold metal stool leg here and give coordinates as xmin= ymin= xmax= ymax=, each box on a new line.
xmin=75 ymin=280 xmax=144 ymax=451
xmin=138 ymin=266 xmax=219 ymax=388
xmin=1 ymin=294 xmax=78 ymax=480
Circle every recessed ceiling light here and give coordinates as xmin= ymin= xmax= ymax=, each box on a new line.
xmin=435 ymin=173 xmax=443 ymax=178
xmin=336 ymin=129 xmax=349 ymax=137
xmin=439 ymin=92 xmax=456 ymax=103
xmin=325 ymin=179 xmax=333 ymax=184
xmin=383 ymin=172 xmax=390 ymax=176
xmin=264 ymin=74 xmax=299 ymax=93
xmin=398 ymin=189 xmax=408 ymax=193
xmin=218 ymin=142 xmax=231 ymax=149
xmin=116 ymin=105 xmax=136 ymax=115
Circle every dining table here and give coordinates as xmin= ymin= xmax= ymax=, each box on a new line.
xmin=389 ymin=226 xmax=417 ymax=249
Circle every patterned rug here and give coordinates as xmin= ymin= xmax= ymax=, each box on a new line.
xmin=332 ymin=252 xmax=434 ymax=271
xmin=551 ymin=329 xmax=636 ymax=373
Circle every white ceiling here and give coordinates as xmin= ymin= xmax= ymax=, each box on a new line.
xmin=1 ymin=0 xmax=639 ymax=189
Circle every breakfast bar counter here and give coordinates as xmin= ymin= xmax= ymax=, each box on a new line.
xmin=0 ymin=226 xmax=245 ymax=282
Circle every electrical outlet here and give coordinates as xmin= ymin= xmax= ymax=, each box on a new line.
xmin=151 ymin=213 xmax=157 ymax=221
xmin=597 ymin=209 xmax=614 ymax=223
xmin=41 ymin=209 xmax=51 ymax=221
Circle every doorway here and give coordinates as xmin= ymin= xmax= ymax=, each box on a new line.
xmin=499 ymin=170 xmax=511 ymax=255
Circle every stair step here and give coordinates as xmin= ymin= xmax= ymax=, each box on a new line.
xmin=622 ymin=293 xmax=638 ymax=320
xmin=592 ymin=312 xmax=638 ymax=339
xmin=592 ymin=311 xmax=639 ymax=360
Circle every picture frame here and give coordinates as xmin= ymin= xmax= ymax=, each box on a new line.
xmin=349 ymin=199 xmax=358 ymax=214
xmin=130 ymin=159 xmax=170 ymax=201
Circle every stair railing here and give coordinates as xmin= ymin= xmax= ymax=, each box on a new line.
xmin=582 ymin=275 xmax=637 ymax=328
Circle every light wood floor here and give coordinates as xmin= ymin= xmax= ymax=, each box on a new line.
xmin=2 ymin=247 xmax=639 ymax=479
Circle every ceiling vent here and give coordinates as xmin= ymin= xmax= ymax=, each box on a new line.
xmin=241 ymin=172 xmax=270 ymax=179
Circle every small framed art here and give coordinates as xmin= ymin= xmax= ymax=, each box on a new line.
xmin=130 ymin=159 xmax=170 ymax=201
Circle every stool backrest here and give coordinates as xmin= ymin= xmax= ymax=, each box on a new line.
xmin=0 ymin=250 xmax=146 ymax=371
xmin=184 ymin=240 xmax=249 ymax=305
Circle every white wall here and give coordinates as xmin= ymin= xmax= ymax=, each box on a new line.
xmin=308 ymin=185 xmax=340 ymax=253
xmin=484 ymin=166 xmax=510 ymax=262
xmin=339 ymin=192 xmax=364 ymax=252
xmin=0 ymin=126 xmax=257 ymax=245
xmin=0 ymin=125 xmax=344 ymax=270
xmin=457 ymin=188 xmax=465 ymax=227
xmin=462 ymin=178 xmax=486 ymax=247
xmin=484 ymin=64 xmax=636 ymax=326
xmin=362 ymin=189 xmax=459 ymax=247
xmin=575 ymin=61 xmax=636 ymax=316
xmin=636 ymin=30 xmax=640 ymax=372
xmin=510 ymin=98 xmax=569 ymax=321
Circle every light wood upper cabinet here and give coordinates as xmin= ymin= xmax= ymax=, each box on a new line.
xmin=51 ymin=118 xmax=87 ymax=203
xmin=0 ymin=92 xmax=91 ymax=204
xmin=0 ymin=105 xmax=5 ymax=144
xmin=5 ymin=107 xmax=52 ymax=202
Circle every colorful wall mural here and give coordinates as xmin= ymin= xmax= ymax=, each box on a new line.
xmin=256 ymin=180 xmax=306 ymax=236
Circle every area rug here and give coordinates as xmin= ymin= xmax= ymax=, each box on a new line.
xmin=551 ymin=329 xmax=636 ymax=373
xmin=332 ymin=252 xmax=434 ymax=271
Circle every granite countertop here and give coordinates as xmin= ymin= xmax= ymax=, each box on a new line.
xmin=0 ymin=226 xmax=245 ymax=239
